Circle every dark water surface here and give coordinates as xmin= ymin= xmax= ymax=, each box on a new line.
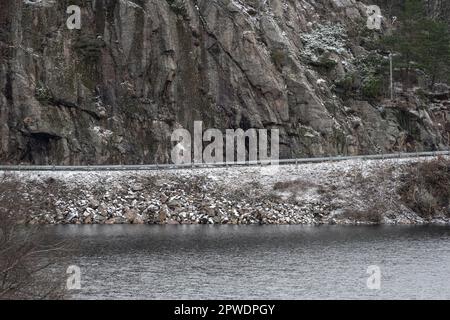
xmin=40 ymin=225 xmax=450 ymax=299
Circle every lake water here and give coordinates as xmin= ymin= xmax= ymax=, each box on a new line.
xmin=40 ymin=225 xmax=450 ymax=300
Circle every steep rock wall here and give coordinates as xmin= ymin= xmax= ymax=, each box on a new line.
xmin=0 ymin=0 xmax=448 ymax=164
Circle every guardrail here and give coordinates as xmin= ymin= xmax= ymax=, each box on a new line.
xmin=0 ymin=151 xmax=449 ymax=172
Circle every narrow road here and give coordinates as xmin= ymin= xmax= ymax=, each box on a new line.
xmin=0 ymin=151 xmax=448 ymax=172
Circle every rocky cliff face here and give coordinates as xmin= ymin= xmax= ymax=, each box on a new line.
xmin=1 ymin=0 xmax=449 ymax=165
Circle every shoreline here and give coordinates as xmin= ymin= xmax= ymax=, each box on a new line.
xmin=1 ymin=157 xmax=449 ymax=226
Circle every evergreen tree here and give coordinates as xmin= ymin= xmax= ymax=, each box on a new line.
xmin=383 ymin=0 xmax=450 ymax=90
xmin=416 ymin=19 xmax=450 ymax=88
xmin=383 ymin=0 xmax=423 ymax=87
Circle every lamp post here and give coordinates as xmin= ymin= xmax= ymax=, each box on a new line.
xmin=390 ymin=52 xmax=394 ymax=101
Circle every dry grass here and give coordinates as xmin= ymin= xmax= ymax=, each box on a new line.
xmin=340 ymin=207 xmax=384 ymax=224
xmin=273 ymin=179 xmax=318 ymax=191
xmin=333 ymin=164 xmax=397 ymax=224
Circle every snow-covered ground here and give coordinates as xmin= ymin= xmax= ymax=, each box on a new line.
xmin=1 ymin=157 xmax=449 ymax=225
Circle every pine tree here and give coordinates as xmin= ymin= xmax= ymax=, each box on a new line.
xmin=416 ymin=19 xmax=450 ymax=89
xmin=382 ymin=0 xmax=450 ymax=90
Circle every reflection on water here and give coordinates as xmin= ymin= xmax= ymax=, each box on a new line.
xmin=39 ymin=225 xmax=450 ymax=299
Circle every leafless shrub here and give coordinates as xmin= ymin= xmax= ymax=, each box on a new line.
xmin=399 ymin=157 xmax=450 ymax=220
xmin=0 ymin=173 xmax=68 ymax=300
